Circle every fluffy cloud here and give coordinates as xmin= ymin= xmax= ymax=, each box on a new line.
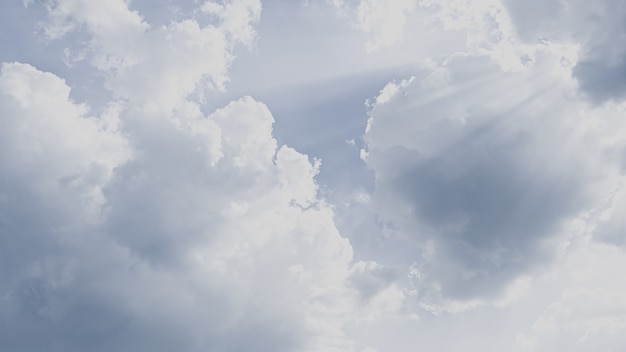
xmin=350 ymin=1 xmax=626 ymax=350
xmin=515 ymin=238 xmax=626 ymax=351
xmin=0 ymin=1 xmax=404 ymax=351
xmin=0 ymin=51 xmax=353 ymax=352
xmin=354 ymin=0 xmax=418 ymax=52
xmin=0 ymin=62 xmax=130 ymax=222
xmin=294 ymin=2 xmax=626 ymax=350
xmin=44 ymin=0 xmax=261 ymax=111
xmin=4 ymin=1 xmax=626 ymax=351
xmin=320 ymin=0 xmax=424 ymax=54
xmin=361 ymin=51 xmax=624 ymax=302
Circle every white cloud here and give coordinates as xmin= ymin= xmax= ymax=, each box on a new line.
xmin=355 ymin=0 xmax=418 ymax=53
xmin=362 ymin=51 xmax=625 ymax=302
xmin=0 ymin=62 xmax=131 ymax=221
xmin=515 ymin=239 xmax=626 ymax=352
xmin=201 ymin=0 xmax=262 ymax=47
xmin=348 ymin=2 xmax=626 ymax=349
xmin=415 ymin=0 xmax=581 ymax=72
xmin=0 ymin=2 xmax=403 ymax=351
xmin=0 ymin=65 xmax=370 ymax=351
xmin=42 ymin=0 xmax=262 ymax=111
xmin=43 ymin=0 xmax=148 ymax=48
xmin=593 ymin=182 xmax=626 ymax=246
xmin=3 ymin=1 xmax=626 ymax=351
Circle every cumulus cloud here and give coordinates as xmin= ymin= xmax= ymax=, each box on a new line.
xmin=317 ymin=0 xmax=422 ymax=53
xmin=415 ymin=0 xmax=581 ymax=73
xmin=286 ymin=2 xmax=626 ymax=349
xmin=355 ymin=0 xmax=418 ymax=52
xmin=0 ymin=48 xmax=353 ymax=352
xmin=43 ymin=0 xmax=262 ymax=110
xmin=0 ymin=62 xmax=130 ymax=222
xmin=515 ymin=238 xmax=626 ymax=352
xmin=4 ymin=0 xmax=626 ymax=351
xmin=349 ymin=1 xmax=626 ymax=349
xmin=0 ymin=1 xmax=404 ymax=351
xmin=362 ymin=51 xmax=624 ymax=302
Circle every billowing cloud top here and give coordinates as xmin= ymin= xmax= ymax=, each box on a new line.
xmin=1 ymin=1 xmax=626 ymax=351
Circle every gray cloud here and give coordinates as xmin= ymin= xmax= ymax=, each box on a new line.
xmin=0 ymin=2 xmax=368 ymax=349
xmin=573 ymin=59 xmax=626 ymax=104
xmin=0 ymin=66 xmax=348 ymax=351
xmin=363 ymin=54 xmax=609 ymax=300
xmin=502 ymin=0 xmax=626 ymax=103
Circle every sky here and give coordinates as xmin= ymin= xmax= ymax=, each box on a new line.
xmin=1 ymin=0 xmax=626 ymax=351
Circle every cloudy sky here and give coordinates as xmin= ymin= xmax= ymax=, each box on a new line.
xmin=1 ymin=0 xmax=626 ymax=351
